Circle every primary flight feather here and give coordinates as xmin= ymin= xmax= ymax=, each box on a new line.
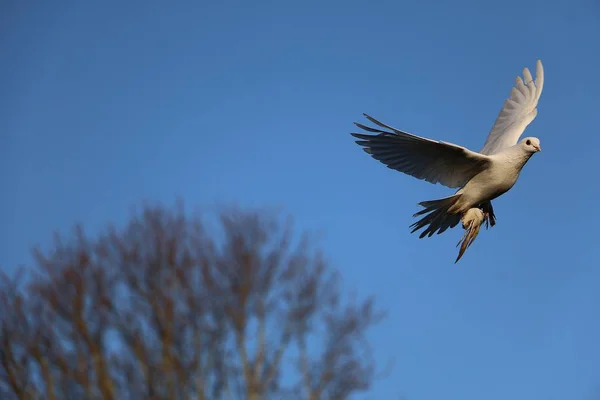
xmin=351 ymin=60 xmax=545 ymax=253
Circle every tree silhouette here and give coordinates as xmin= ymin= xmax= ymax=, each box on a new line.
xmin=0 ymin=204 xmax=384 ymax=400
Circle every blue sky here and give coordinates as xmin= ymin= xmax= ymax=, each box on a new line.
xmin=2 ymin=0 xmax=600 ymax=399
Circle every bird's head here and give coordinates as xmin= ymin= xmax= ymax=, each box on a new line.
xmin=520 ymin=137 xmax=542 ymax=153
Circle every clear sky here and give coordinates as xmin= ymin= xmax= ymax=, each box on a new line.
xmin=2 ymin=0 xmax=600 ymax=399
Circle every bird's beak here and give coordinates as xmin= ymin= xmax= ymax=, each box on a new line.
xmin=534 ymin=145 xmax=541 ymax=152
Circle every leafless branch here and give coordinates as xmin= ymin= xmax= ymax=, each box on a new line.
xmin=0 ymin=203 xmax=384 ymax=399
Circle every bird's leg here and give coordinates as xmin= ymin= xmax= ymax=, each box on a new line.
xmin=478 ymin=201 xmax=496 ymax=229
xmin=483 ymin=210 xmax=491 ymax=229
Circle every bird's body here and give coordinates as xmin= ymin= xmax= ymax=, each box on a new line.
xmin=351 ymin=60 xmax=545 ymax=248
xmin=407 ymin=139 xmax=539 ymax=238
xmin=456 ymin=144 xmax=535 ymax=210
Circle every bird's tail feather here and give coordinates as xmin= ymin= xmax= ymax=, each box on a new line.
xmin=410 ymin=194 xmax=462 ymax=239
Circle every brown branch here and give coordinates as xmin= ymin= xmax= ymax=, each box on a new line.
xmin=29 ymin=342 xmax=55 ymax=400
xmin=262 ymin=327 xmax=291 ymax=391
xmin=1 ymin=203 xmax=384 ymax=399
xmin=39 ymin=358 xmax=55 ymax=400
xmin=73 ymin=276 xmax=114 ymax=400
xmin=254 ymin=303 xmax=267 ymax=385
xmin=298 ymin=336 xmax=314 ymax=399
xmin=0 ymin=339 xmax=26 ymax=400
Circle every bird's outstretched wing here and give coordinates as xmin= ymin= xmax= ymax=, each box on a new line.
xmin=480 ymin=60 xmax=545 ymax=155
xmin=351 ymin=114 xmax=491 ymax=189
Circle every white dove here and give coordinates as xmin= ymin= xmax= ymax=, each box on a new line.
xmin=351 ymin=60 xmax=544 ymax=239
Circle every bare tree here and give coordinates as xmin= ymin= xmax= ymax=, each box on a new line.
xmin=0 ymin=204 xmax=384 ymax=400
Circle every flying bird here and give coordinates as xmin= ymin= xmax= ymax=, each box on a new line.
xmin=351 ymin=60 xmax=544 ymax=253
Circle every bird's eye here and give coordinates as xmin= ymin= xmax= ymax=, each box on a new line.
xmin=526 ymin=139 xmax=531 ymax=146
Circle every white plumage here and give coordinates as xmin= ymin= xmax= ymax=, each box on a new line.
xmin=480 ymin=60 xmax=544 ymax=155
xmin=351 ymin=60 xmax=545 ymax=243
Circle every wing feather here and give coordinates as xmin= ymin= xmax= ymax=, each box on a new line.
xmin=480 ymin=60 xmax=544 ymax=155
xmin=351 ymin=114 xmax=491 ymax=189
